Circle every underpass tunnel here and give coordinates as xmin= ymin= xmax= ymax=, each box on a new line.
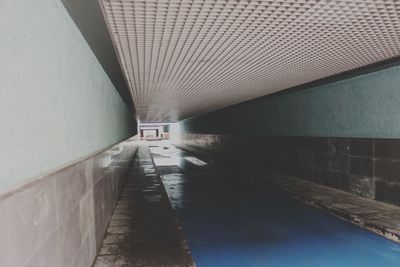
xmin=2 ymin=0 xmax=400 ymax=266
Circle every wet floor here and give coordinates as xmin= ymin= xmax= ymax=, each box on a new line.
xmin=95 ymin=145 xmax=194 ymax=266
xmin=149 ymin=141 xmax=400 ymax=267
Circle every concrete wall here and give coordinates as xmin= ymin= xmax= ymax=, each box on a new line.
xmin=181 ymin=64 xmax=400 ymax=139
xmin=0 ymin=137 xmax=138 ymax=267
xmin=0 ymin=0 xmax=136 ymax=191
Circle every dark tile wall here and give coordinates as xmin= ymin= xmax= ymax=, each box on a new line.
xmin=375 ymin=140 xmax=400 ymax=205
xmin=178 ymin=134 xmax=400 ymax=207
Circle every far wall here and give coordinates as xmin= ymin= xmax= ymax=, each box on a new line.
xmin=178 ymin=61 xmax=400 ymax=207
xmin=181 ymin=63 xmax=400 ymax=139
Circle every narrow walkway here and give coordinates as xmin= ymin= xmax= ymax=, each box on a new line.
xmin=150 ymin=141 xmax=400 ymax=267
xmin=262 ymin=173 xmax=400 ymax=243
xmin=179 ymin=144 xmax=400 ymax=243
xmin=94 ymin=144 xmax=194 ymax=266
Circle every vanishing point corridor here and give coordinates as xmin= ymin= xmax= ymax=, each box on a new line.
xmin=96 ymin=141 xmax=400 ymax=266
xmin=3 ymin=0 xmax=400 ymax=266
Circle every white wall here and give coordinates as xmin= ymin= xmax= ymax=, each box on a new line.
xmin=0 ymin=0 xmax=136 ymax=191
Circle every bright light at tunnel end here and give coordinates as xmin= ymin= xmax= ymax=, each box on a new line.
xmin=138 ymin=122 xmax=182 ymax=143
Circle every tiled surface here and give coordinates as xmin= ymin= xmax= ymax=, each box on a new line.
xmin=0 ymin=137 xmax=137 ymax=267
xmin=7 ymin=177 xmax=59 ymax=267
xmin=175 ymin=138 xmax=400 ymax=243
xmin=100 ymin=0 xmax=400 ymax=122
xmin=261 ymin=173 xmax=400 ymax=243
xmin=0 ymin=199 xmax=10 ymax=267
xmin=150 ymin=141 xmax=400 ymax=266
xmin=94 ymin=144 xmax=195 ymax=267
xmin=178 ymin=134 xmax=400 ymax=207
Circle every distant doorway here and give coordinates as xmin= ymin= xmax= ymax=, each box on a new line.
xmin=141 ymin=129 xmax=160 ymax=140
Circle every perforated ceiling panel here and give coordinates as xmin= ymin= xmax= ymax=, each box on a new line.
xmin=100 ymin=0 xmax=400 ymax=122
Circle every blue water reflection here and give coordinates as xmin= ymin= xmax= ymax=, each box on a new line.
xmin=150 ymin=142 xmax=400 ymax=267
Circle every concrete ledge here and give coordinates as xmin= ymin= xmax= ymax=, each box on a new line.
xmin=176 ymin=142 xmax=400 ymax=244
xmin=262 ymin=173 xmax=400 ymax=243
xmin=0 ymin=137 xmax=138 ymax=267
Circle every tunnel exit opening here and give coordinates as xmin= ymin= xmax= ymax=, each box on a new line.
xmin=139 ymin=122 xmax=181 ymax=141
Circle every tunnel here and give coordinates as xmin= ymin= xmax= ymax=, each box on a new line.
xmin=2 ymin=0 xmax=400 ymax=266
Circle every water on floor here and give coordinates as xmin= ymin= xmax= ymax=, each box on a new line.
xmin=149 ymin=141 xmax=400 ymax=267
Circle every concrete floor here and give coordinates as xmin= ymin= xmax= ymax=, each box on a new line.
xmin=94 ymin=144 xmax=194 ymax=266
xmin=95 ymin=141 xmax=400 ymax=266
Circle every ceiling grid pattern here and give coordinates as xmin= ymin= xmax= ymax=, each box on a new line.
xmin=101 ymin=0 xmax=400 ymax=122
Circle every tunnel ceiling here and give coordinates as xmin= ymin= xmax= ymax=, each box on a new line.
xmin=100 ymin=0 xmax=400 ymax=122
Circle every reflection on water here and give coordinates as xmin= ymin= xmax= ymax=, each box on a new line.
xmin=149 ymin=140 xmax=400 ymax=267
xmin=184 ymin=156 xmax=208 ymax=166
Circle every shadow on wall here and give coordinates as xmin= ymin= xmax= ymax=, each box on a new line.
xmin=177 ymin=134 xmax=400 ymax=207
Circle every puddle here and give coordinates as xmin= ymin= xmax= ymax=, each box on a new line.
xmin=185 ymin=156 xmax=207 ymax=166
